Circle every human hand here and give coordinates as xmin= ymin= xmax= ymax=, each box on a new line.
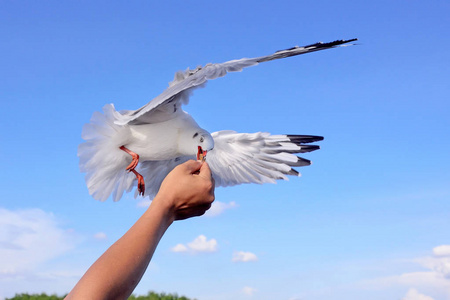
xmin=154 ymin=160 xmax=215 ymax=221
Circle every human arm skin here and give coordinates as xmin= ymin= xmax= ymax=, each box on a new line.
xmin=66 ymin=160 xmax=215 ymax=300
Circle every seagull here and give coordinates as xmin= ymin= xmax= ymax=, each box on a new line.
xmin=78 ymin=38 xmax=357 ymax=202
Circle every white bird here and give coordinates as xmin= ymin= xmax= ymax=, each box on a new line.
xmin=78 ymin=38 xmax=357 ymax=202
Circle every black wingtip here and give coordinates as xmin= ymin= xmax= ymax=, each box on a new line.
xmin=291 ymin=156 xmax=312 ymax=167
xmin=287 ymin=135 xmax=324 ymax=144
xmin=299 ymin=144 xmax=320 ymax=153
xmin=276 ymin=38 xmax=358 ymax=53
xmin=287 ymin=168 xmax=300 ymax=176
xmin=304 ymin=38 xmax=358 ymax=49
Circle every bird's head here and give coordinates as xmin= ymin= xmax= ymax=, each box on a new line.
xmin=180 ymin=128 xmax=214 ymax=161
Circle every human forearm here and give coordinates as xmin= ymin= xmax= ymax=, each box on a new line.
xmin=66 ymin=161 xmax=215 ymax=300
xmin=67 ymin=200 xmax=173 ymax=299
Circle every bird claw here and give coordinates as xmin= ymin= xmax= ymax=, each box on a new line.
xmin=125 ymin=160 xmax=139 ymax=172
xmin=132 ymin=170 xmax=146 ymax=196
xmin=120 ymin=146 xmax=140 ymax=171
xmin=120 ymin=145 xmax=145 ymax=196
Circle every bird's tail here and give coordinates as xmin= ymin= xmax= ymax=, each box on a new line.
xmin=78 ymin=104 xmax=136 ymax=201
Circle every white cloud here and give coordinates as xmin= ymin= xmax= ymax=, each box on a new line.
xmin=414 ymin=246 xmax=450 ymax=279
xmin=0 ymin=207 xmax=80 ymax=299
xmin=402 ymin=288 xmax=434 ymax=300
xmin=0 ymin=208 xmax=77 ymax=274
xmin=205 ymin=201 xmax=237 ymax=217
xmin=93 ymin=232 xmax=107 ymax=240
xmin=171 ymin=243 xmax=188 ymax=253
xmin=232 ymin=251 xmax=258 ymax=262
xmin=171 ymin=235 xmax=218 ymax=254
xmin=357 ymin=246 xmax=450 ymax=300
xmin=415 ymin=245 xmax=450 ymax=280
xmin=242 ymin=286 xmax=257 ymax=296
xmin=187 ymin=235 xmax=218 ymax=253
xmin=432 ymin=245 xmax=450 ymax=257
xmin=136 ymin=198 xmax=152 ymax=208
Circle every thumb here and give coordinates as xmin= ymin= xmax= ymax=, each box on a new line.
xmin=182 ymin=160 xmax=203 ymax=174
xmin=198 ymin=162 xmax=212 ymax=179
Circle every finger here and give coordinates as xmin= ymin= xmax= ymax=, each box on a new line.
xmin=198 ymin=162 xmax=212 ymax=179
xmin=175 ymin=203 xmax=212 ymax=220
xmin=197 ymin=202 xmax=212 ymax=212
xmin=181 ymin=160 xmax=202 ymax=174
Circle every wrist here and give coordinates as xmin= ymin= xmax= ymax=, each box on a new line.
xmin=147 ymin=194 xmax=177 ymax=225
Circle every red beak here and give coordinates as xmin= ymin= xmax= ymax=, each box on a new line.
xmin=197 ymin=146 xmax=207 ymax=161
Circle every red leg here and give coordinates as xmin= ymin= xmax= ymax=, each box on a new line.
xmin=120 ymin=146 xmax=145 ymax=196
xmin=131 ymin=169 xmax=145 ymax=196
xmin=120 ymin=145 xmax=139 ymax=171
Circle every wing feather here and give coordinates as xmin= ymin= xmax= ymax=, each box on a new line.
xmin=114 ymin=39 xmax=357 ymax=125
xmin=207 ymin=131 xmax=323 ymax=187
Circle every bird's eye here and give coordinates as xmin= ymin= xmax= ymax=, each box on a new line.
xmin=200 ymin=137 xmax=204 ymax=143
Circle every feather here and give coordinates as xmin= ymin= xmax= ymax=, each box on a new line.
xmin=207 ymin=131 xmax=321 ymax=188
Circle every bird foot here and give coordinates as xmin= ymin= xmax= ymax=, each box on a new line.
xmin=131 ymin=169 xmax=145 ymax=196
xmin=120 ymin=145 xmax=145 ymax=196
xmin=120 ymin=145 xmax=139 ymax=171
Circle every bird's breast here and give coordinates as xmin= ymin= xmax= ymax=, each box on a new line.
xmin=126 ymin=123 xmax=181 ymax=161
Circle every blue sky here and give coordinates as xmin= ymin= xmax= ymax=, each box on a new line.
xmin=1 ymin=1 xmax=449 ymax=299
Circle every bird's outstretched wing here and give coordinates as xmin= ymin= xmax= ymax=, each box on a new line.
xmin=206 ymin=131 xmax=323 ymax=187
xmin=114 ymin=38 xmax=357 ymax=126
